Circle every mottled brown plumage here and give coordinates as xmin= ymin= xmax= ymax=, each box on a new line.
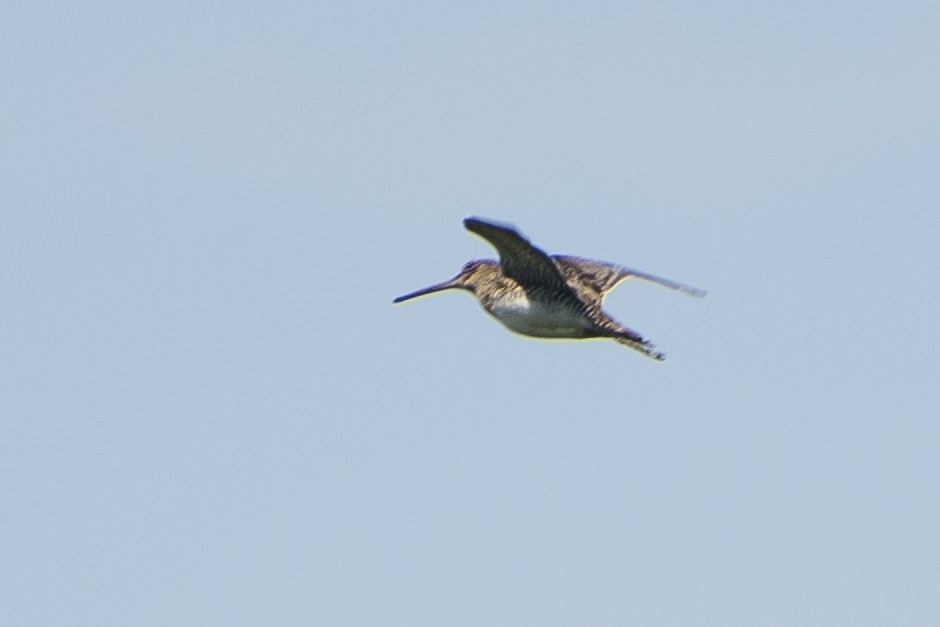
xmin=394 ymin=217 xmax=705 ymax=360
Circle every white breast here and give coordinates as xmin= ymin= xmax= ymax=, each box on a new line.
xmin=486 ymin=293 xmax=592 ymax=338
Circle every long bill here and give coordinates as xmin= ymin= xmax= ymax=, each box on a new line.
xmin=393 ymin=277 xmax=463 ymax=303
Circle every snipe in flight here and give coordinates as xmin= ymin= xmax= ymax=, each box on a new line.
xmin=394 ymin=217 xmax=706 ymax=360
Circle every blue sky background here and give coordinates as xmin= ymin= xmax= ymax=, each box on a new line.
xmin=3 ymin=2 xmax=939 ymax=625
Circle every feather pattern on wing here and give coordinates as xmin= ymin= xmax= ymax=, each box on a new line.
xmin=463 ymin=218 xmax=575 ymax=295
xmin=553 ymin=255 xmax=707 ymax=306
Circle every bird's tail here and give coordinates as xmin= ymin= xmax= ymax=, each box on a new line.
xmin=614 ymin=331 xmax=665 ymax=361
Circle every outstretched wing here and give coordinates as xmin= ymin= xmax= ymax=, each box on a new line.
xmin=553 ymin=255 xmax=707 ymax=305
xmin=463 ymin=217 xmax=574 ymax=293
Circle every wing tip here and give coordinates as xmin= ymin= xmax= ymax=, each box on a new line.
xmin=463 ymin=216 xmax=518 ymax=233
xmin=681 ymin=286 xmax=708 ymax=298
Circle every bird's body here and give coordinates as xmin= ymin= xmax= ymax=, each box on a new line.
xmin=485 ymin=282 xmax=594 ymax=338
xmin=394 ymin=218 xmax=705 ymax=360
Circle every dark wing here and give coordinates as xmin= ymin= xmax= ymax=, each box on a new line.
xmin=463 ymin=217 xmax=573 ymax=293
xmin=553 ymin=255 xmax=707 ymax=305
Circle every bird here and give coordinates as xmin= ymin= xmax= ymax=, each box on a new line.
xmin=393 ymin=217 xmax=706 ymax=360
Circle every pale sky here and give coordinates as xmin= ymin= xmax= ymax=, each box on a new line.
xmin=2 ymin=2 xmax=939 ymax=625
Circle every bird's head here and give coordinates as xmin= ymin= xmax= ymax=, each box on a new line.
xmin=393 ymin=260 xmax=498 ymax=303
